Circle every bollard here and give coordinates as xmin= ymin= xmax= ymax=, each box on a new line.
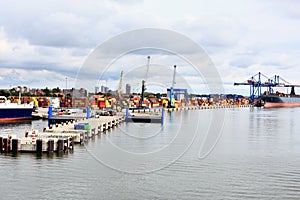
xmin=0 ymin=136 xmax=2 ymax=153
xmin=103 ymin=123 xmax=106 ymax=132
xmin=86 ymin=107 xmax=91 ymax=119
xmin=126 ymin=107 xmax=129 ymax=119
xmin=63 ymin=139 xmax=68 ymax=152
xmin=69 ymin=137 xmax=74 ymax=151
xmin=3 ymin=138 xmax=8 ymax=153
xmin=57 ymin=139 xmax=64 ymax=152
xmin=12 ymin=139 xmax=18 ymax=154
xmin=85 ymin=132 xmax=88 ymax=142
xmin=161 ymin=108 xmax=165 ymax=125
xmin=48 ymin=106 xmax=53 ymax=128
xmin=36 ymin=139 xmax=43 ymax=154
xmin=47 ymin=139 xmax=54 ymax=153
xmin=80 ymin=133 xmax=84 ymax=145
xmin=71 ymin=136 xmax=74 ymax=150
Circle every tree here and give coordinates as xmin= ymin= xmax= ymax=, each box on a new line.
xmin=23 ymin=92 xmax=34 ymax=97
xmin=9 ymin=88 xmax=19 ymax=96
xmin=155 ymin=93 xmax=161 ymax=99
xmin=0 ymin=90 xmax=10 ymax=97
xmin=42 ymin=87 xmax=51 ymax=96
xmin=52 ymin=87 xmax=61 ymax=93
xmin=144 ymin=92 xmax=155 ymax=98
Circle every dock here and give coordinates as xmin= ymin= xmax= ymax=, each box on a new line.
xmin=0 ymin=115 xmax=125 ymax=154
xmin=125 ymin=107 xmax=163 ymax=123
xmin=1 ymin=104 xmax=252 ymax=155
xmin=124 ymin=104 xmax=252 ymax=123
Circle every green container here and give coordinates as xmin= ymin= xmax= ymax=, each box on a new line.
xmin=84 ymin=124 xmax=92 ymax=130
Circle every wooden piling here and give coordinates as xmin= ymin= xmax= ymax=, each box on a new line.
xmin=12 ymin=139 xmax=18 ymax=154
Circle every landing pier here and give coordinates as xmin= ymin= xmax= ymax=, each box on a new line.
xmin=0 ymin=115 xmax=125 ymax=154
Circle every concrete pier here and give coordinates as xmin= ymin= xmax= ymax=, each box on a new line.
xmin=0 ymin=115 xmax=125 ymax=154
xmin=1 ymin=104 xmax=250 ymax=155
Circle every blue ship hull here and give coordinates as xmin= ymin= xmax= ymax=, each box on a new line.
xmin=0 ymin=108 xmax=33 ymax=121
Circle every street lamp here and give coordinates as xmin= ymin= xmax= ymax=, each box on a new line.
xmin=65 ymin=77 xmax=68 ymax=108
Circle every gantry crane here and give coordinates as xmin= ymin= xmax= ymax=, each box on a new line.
xmin=234 ymin=72 xmax=300 ymax=104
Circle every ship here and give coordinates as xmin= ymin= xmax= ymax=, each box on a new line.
xmin=0 ymin=96 xmax=33 ymax=121
xmin=261 ymin=86 xmax=300 ymax=108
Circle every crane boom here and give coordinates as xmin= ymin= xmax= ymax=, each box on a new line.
xmin=145 ymin=56 xmax=150 ymax=82
xmin=172 ymin=65 xmax=176 ymax=88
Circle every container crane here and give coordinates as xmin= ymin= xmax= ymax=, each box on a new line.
xmin=234 ymin=72 xmax=300 ymax=104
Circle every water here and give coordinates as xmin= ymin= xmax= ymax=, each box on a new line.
xmin=1 ymin=107 xmax=300 ymax=199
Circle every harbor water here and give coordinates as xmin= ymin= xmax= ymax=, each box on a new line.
xmin=1 ymin=107 xmax=300 ymax=199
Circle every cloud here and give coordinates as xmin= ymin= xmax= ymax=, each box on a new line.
xmin=0 ymin=68 xmax=70 ymax=89
xmin=28 ymin=12 xmax=91 ymax=48
xmin=0 ymin=0 xmax=299 ymax=95
xmin=0 ymin=27 xmax=85 ymax=76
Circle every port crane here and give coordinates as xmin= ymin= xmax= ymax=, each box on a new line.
xmin=118 ymin=70 xmax=123 ymax=99
xmin=234 ymin=72 xmax=300 ymax=104
xmin=139 ymin=56 xmax=150 ymax=108
xmin=168 ymin=65 xmax=177 ymax=108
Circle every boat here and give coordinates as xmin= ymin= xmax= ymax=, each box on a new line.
xmin=0 ymin=96 xmax=33 ymax=121
xmin=261 ymin=87 xmax=300 ymax=108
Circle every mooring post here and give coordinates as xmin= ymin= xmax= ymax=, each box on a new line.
xmin=161 ymin=108 xmax=165 ymax=125
xmin=126 ymin=107 xmax=129 ymax=119
xmin=86 ymin=107 xmax=91 ymax=119
xmin=48 ymin=106 xmax=53 ymax=128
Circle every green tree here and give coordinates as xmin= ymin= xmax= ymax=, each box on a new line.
xmin=23 ymin=92 xmax=34 ymax=97
xmin=0 ymin=90 xmax=10 ymax=97
xmin=9 ymin=88 xmax=19 ymax=96
xmin=52 ymin=87 xmax=61 ymax=93
xmin=42 ymin=87 xmax=51 ymax=96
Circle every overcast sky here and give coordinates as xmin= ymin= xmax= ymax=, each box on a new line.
xmin=0 ymin=0 xmax=299 ymax=95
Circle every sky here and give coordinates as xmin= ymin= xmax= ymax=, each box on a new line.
xmin=0 ymin=0 xmax=299 ymax=95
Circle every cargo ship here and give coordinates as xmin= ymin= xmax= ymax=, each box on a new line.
xmin=262 ymin=94 xmax=300 ymax=108
xmin=0 ymin=96 xmax=33 ymax=121
xmin=261 ymin=87 xmax=300 ymax=108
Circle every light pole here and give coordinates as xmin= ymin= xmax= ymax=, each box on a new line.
xmin=65 ymin=77 xmax=68 ymax=107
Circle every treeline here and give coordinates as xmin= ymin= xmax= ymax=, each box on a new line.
xmin=0 ymin=87 xmax=64 ymax=97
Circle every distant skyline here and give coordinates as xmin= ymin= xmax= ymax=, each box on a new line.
xmin=0 ymin=0 xmax=299 ymax=96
